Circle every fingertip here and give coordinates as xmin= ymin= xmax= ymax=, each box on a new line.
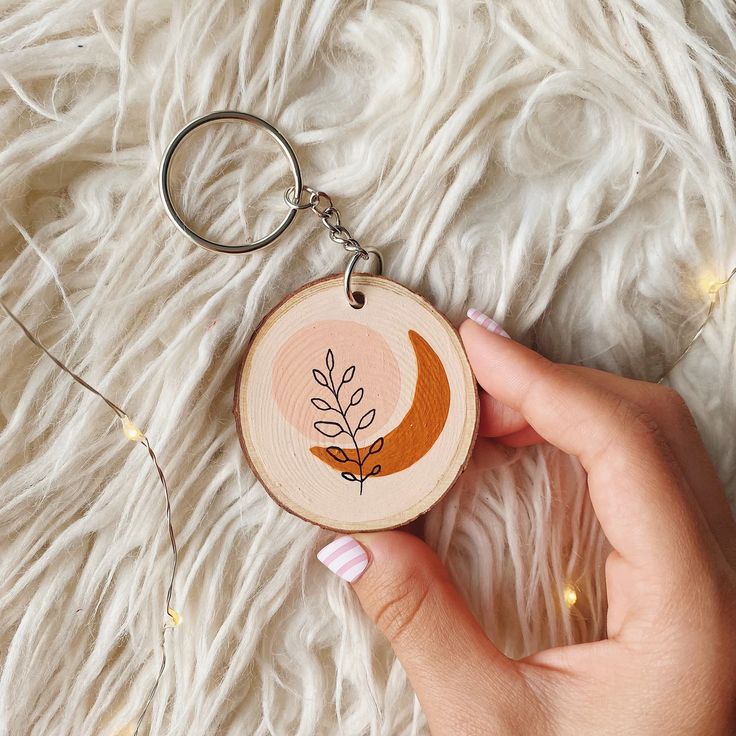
xmin=459 ymin=316 xmax=499 ymax=345
xmin=465 ymin=309 xmax=510 ymax=338
xmin=458 ymin=317 xmax=477 ymax=344
xmin=317 ymin=535 xmax=371 ymax=582
xmin=459 ymin=318 xmax=511 ymax=376
xmin=460 ymin=318 xmax=525 ymax=411
xmin=351 ymin=529 xmax=429 ymax=572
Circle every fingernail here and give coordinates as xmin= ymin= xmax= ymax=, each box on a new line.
xmin=467 ymin=308 xmax=510 ymax=338
xmin=317 ymin=535 xmax=370 ymax=582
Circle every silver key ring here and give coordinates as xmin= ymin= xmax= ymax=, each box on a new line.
xmin=160 ymin=110 xmax=384 ymax=307
xmin=159 ymin=111 xmax=302 ymax=255
xmin=344 ymin=249 xmax=383 ymax=308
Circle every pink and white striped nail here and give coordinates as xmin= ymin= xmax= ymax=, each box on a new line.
xmin=317 ymin=536 xmax=369 ymax=583
xmin=467 ymin=308 xmax=510 ymax=338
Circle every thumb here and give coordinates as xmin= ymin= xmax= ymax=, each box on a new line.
xmin=317 ymin=531 xmax=523 ymax=731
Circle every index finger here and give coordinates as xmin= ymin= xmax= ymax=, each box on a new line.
xmin=459 ymin=320 xmax=706 ymax=575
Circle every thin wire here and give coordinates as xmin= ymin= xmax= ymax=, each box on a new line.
xmin=0 ymin=296 xmax=179 ymax=735
xmin=132 ymin=436 xmax=178 ymax=736
xmin=658 ymin=265 xmax=736 ymax=383
xmin=0 ymin=298 xmax=127 ymax=418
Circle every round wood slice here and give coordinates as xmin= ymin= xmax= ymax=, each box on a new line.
xmin=234 ymin=274 xmax=479 ymax=532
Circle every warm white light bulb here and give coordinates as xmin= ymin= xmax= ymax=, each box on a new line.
xmin=563 ymin=584 xmax=578 ymax=609
xmin=120 ymin=415 xmax=145 ymax=442
xmin=708 ymin=284 xmax=722 ymax=304
xmin=698 ymin=271 xmax=724 ymax=303
xmin=168 ymin=607 xmax=182 ymax=627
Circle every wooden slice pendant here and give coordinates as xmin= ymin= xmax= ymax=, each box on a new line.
xmin=234 ymin=274 xmax=479 ymax=532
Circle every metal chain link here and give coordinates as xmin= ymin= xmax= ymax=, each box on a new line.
xmin=285 ymin=186 xmax=369 ymax=259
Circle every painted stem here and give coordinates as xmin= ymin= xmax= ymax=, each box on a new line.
xmin=328 ymin=368 xmax=366 ymax=494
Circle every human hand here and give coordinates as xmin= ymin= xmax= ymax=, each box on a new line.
xmin=316 ymin=312 xmax=736 ymax=735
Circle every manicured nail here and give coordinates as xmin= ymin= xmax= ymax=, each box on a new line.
xmin=317 ymin=536 xmax=370 ymax=582
xmin=467 ymin=308 xmax=509 ymax=338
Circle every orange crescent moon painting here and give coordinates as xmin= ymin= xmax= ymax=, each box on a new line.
xmin=234 ymin=274 xmax=478 ymax=532
xmin=310 ymin=330 xmax=451 ymax=478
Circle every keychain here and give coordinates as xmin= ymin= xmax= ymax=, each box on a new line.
xmin=160 ymin=111 xmax=478 ymax=532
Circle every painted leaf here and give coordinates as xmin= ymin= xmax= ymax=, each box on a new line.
xmin=314 ymin=421 xmax=344 ymax=438
xmin=367 ymin=436 xmax=384 ymax=456
xmin=312 ymin=369 xmax=328 ymax=387
xmin=308 ymin=349 xmax=383 ymax=492
xmin=326 ymin=446 xmax=349 ymax=463
xmin=357 ymin=409 xmax=375 ymax=431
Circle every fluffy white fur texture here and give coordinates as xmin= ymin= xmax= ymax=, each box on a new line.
xmin=0 ymin=1 xmax=734 ymax=734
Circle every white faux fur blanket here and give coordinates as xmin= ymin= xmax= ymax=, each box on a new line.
xmin=1 ymin=1 xmax=735 ymax=734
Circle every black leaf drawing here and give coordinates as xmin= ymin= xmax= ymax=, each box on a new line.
xmin=312 ymin=369 xmax=328 ymax=387
xmin=311 ymin=349 xmax=384 ymax=494
xmin=341 ymin=366 xmax=355 ymax=384
xmin=367 ymin=437 xmax=384 ymax=456
xmin=326 ymin=446 xmax=350 ymax=463
xmin=357 ymin=409 xmax=375 ymax=431
xmin=314 ymin=421 xmax=344 ymax=438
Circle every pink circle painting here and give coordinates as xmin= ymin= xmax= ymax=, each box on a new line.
xmin=271 ymin=319 xmax=402 ymax=442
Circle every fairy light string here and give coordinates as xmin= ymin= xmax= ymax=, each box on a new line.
xmin=657 ymin=265 xmax=736 ymax=383
xmin=0 ymin=297 xmax=180 ymax=734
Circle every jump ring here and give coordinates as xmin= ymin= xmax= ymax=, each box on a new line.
xmin=344 ymin=249 xmax=383 ymax=308
xmin=284 ymin=185 xmax=314 ymax=210
xmin=160 ymin=110 xmax=302 ymax=255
